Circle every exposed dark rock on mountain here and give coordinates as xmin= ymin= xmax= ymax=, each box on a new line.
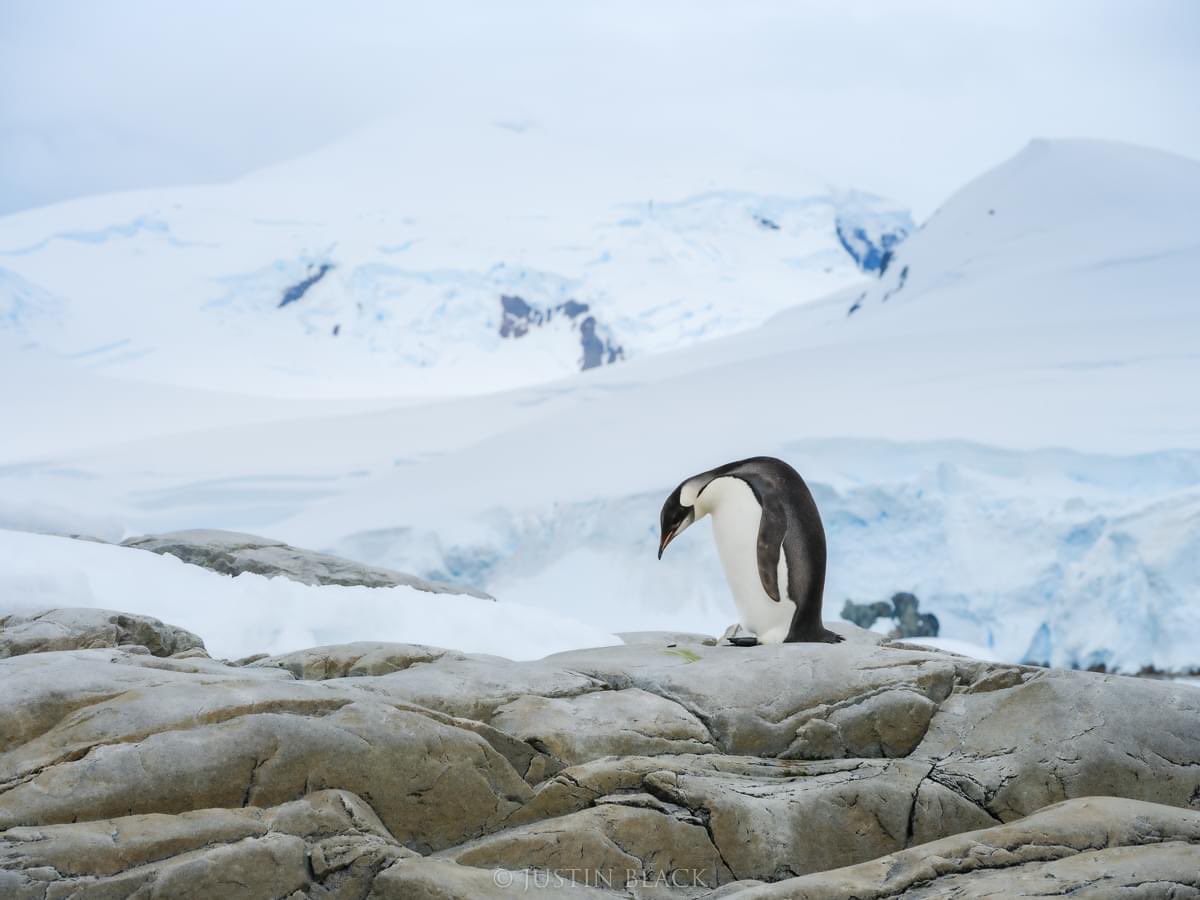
xmin=834 ymin=217 xmax=909 ymax=275
xmin=579 ymin=315 xmax=624 ymax=370
xmin=278 ymin=262 xmax=334 ymax=307
xmin=498 ymin=294 xmax=625 ymax=371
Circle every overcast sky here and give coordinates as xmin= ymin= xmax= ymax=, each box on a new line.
xmin=2 ymin=0 xmax=1198 ymax=219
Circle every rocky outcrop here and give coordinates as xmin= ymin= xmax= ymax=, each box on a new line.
xmin=440 ymin=802 xmax=733 ymax=888
xmin=841 ymin=592 xmax=939 ymax=638
xmin=0 ymin=790 xmax=413 ymax=899
xmin=1 ymin=613 xmax=1198 ymax=897
xmin=0 ymin=788 xmax=622 ymax=898
xmin=833 ymin=211 xmax=911 ymax=275
xmin=121 ymin=529 xmax=492 ymax=597
xmin=737 ymin=796 xmax=1200 ymax=898
xmin=246 ymin=641 xmax=451 ymax=679
xmin=489 ymin=688 xmax=716 ymax=765
xmin=0 ymin=650 xmax=540 ymax=850
xmin=0 ymin=607 xmax=204 ymax=659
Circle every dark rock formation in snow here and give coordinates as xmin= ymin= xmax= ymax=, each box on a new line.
xmin=842 ymin=591 xmax=939 ymax=638
xmin=834 ymin=216 xmax=910 ymax=275
xmin=498 ymin=294 xmax=625 ymax=371
xmin=278 ymin=262 xmax=334 ymax=307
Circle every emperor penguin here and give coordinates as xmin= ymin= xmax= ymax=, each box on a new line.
xmin=657 ymin=456 xmax=844 ymax=645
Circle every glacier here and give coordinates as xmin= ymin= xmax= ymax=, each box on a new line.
xmin=0 ymin=133 xmax=1197 ymax=671
xmin=0 ymin=119 xmax=912 ymax=396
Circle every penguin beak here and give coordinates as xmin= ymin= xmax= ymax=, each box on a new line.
xmin=657 ymin=528 xmax=677 ymax=560
xmin=657 ymin=532 xmax=676 ymax=561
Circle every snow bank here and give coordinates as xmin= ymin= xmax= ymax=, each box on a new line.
xmin=0 ymin=529 xmax=619 ymax=661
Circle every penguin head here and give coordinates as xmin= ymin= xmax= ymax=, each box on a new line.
xmin=658 ymin=482 xmax=697 ymax=559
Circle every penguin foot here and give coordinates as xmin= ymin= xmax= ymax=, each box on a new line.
xmin=785 ymin=627 xmax=846 ymax=644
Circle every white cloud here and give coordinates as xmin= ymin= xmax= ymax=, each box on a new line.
xmin=1 ymin=0 xmax=1197 ymax=217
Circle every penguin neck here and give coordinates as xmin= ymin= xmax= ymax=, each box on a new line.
xmin=691 ymin=475 xmax=742 ymax=520
xmin=679 ymin=475 xmax=710 ymax=511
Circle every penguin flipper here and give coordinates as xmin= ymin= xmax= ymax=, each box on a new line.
xmin=753 ymin=494 xmax=788 ymax=604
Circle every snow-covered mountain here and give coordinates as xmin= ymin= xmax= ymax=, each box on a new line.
xmin=847 ymin=137 xmax=1200 ymax=324
xmin=0 ymin=118 xmax=910 ymax=397
xmin=1 ymin=137 xmax=1197 ymax=672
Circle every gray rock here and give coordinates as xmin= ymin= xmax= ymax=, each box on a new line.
xmin=339 ymin=639 xmax=1200 ymax=885
xmin=0 ymin=647 xmax=293 ymax=754
xmin=346 ymin=636 xmax=929 ymax=760
xmin=438 ymin=804 xmax=733 ymax=890
xmin=0 ymin=788 xmax=628 ymax=899
xmin=490 ymin=688 xmax=715 ymax=766
xmin=3 ymin=609 xmax=1200 ymax=896
xmin=369 ymin=857 xmax=626 ymax=897
xmin=839 ymin=599 xmax=893 ymax=630
xmin=0 ymin=790 xmax=415 ymax=899
xmin=0 ymin=607 xmax=204 ymax=659
xmin=345 ymin=652 xmax=608 ymax=722
xmin=503 ymin=753 xmax=994 ymax=883
xmin=842 ymin=592 xmax=940 ymax=639
xmin=0 ymin=649 xmax=538 ymax=851
xmin=617 ymin=631 xmax=721 ymax=647
xmin=643 ymin=756 xmax=994 ymax=882
xmin=121 ymin=528 xmax=492 ymax=597
xmin=501 ymin=640 xmax=956 ymax=758
xmin=730 ymin=796 xmax=1200 ymax=898
xmin=426 ymin=640 xmax=1200 ymax=820
xmin=248 ymin=641 xmax=449 ymax=679
xmin=915 ymin=665 xmax=1200 ymax=822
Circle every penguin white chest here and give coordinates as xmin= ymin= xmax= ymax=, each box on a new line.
xmin=698 ymin=477 xmax=796 ymax=642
